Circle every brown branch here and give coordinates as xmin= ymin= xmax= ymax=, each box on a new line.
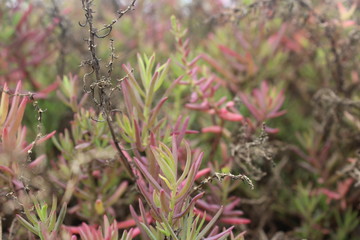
xmin=94 ymin=0 xmax=136 ymax=39
xmin=192 ymin=172 xmax=254 ymax=195
xmin=0 ymin=88 xmax=46 ymax=164
xmin=79 ymin=0 xmax=137 ymax=180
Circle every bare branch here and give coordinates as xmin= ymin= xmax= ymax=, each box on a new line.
xmin=79 ymin=0 xmax=137 ymax=180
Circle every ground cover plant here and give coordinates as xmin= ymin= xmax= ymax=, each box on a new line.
xmin=0 ymin=0 xmax=360 ymax=239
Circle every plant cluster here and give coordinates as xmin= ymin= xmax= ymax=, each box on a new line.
xmin=0 ymin=0 xmax=360 ymax=240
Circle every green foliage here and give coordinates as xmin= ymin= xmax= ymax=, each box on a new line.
xmin=333 ymin=208 xmax=359 ymax=240
xmin=1 ymin=0 xmax=360 ymax=240
xmin=17 ymin=196 xmax=67 ymax=240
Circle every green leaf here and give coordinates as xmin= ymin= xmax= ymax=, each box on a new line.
xmin=196 ymin=207 xmax=224 ymax=240
xmin=156 ymin=222 xmax=169 ymax=236
xmin=122 ymin=64 xmax=145 ymax=97
xmin=48 ymin=197 xmax=57 ymax=231
xmin=144 ymin=71 xmax=159 ymax=119
xmin=152 ymin=147 xmax=176 ymax=186
xmin=137 ymin=53 xmax=148 ymax=89
xmin=153 ymin=191 xmax=161 ymax=208
xmin=176 ymin=140 xmax=192 ymax=185
xmin=146 ymin=54 xmax=156 ymax=87
xmin=194 ymin=212 xmax=206 ymax=237
xmin=155 ymin=59 xmax=170 ymax=92
xmin=140 ymin=223 xmax=158 ymax=240
xmin=39 ymin=204 xmax=48 ymax=223
xmin=159 ymin=142 xmax=176 ymax=173
xmin=24 ymin=208 xmax=39 ymax=227
xmin=17 ymin=215 xmax=39 ymax=236
xmin=53 ymin=202 xmax=67 ymax=232
xmin=159 ymin=213 xmax=179 ymax=240
xmin=159 ymin=174 xmax=173 ymax=190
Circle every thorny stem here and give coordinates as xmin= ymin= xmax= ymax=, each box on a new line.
xmin=192 ymin=172 xmax=254 ymax=195
xmin=79 ymin=0 xmax=136 ymax=180
xmin=0 ymin=87 xmax=46 ymax=166
xmin=107 ymin=39 xmax=116 ymax=78
xmin=26 ymin=97 xmax=46 ymax=163
xmin=95 ymin=0 xmax=136 ymax=38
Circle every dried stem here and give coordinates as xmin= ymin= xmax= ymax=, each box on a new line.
xmin=193 ymin=172 xmax=254 ymax=195
xmin=79 ymin=0 xmax=136 ymax=179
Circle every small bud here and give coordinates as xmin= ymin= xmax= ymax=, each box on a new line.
xmin=94 ymin=199 xmax=105 ymax=215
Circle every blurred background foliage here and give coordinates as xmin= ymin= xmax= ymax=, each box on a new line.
xmin=0 ymin=0 xmax=360 ymax=239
